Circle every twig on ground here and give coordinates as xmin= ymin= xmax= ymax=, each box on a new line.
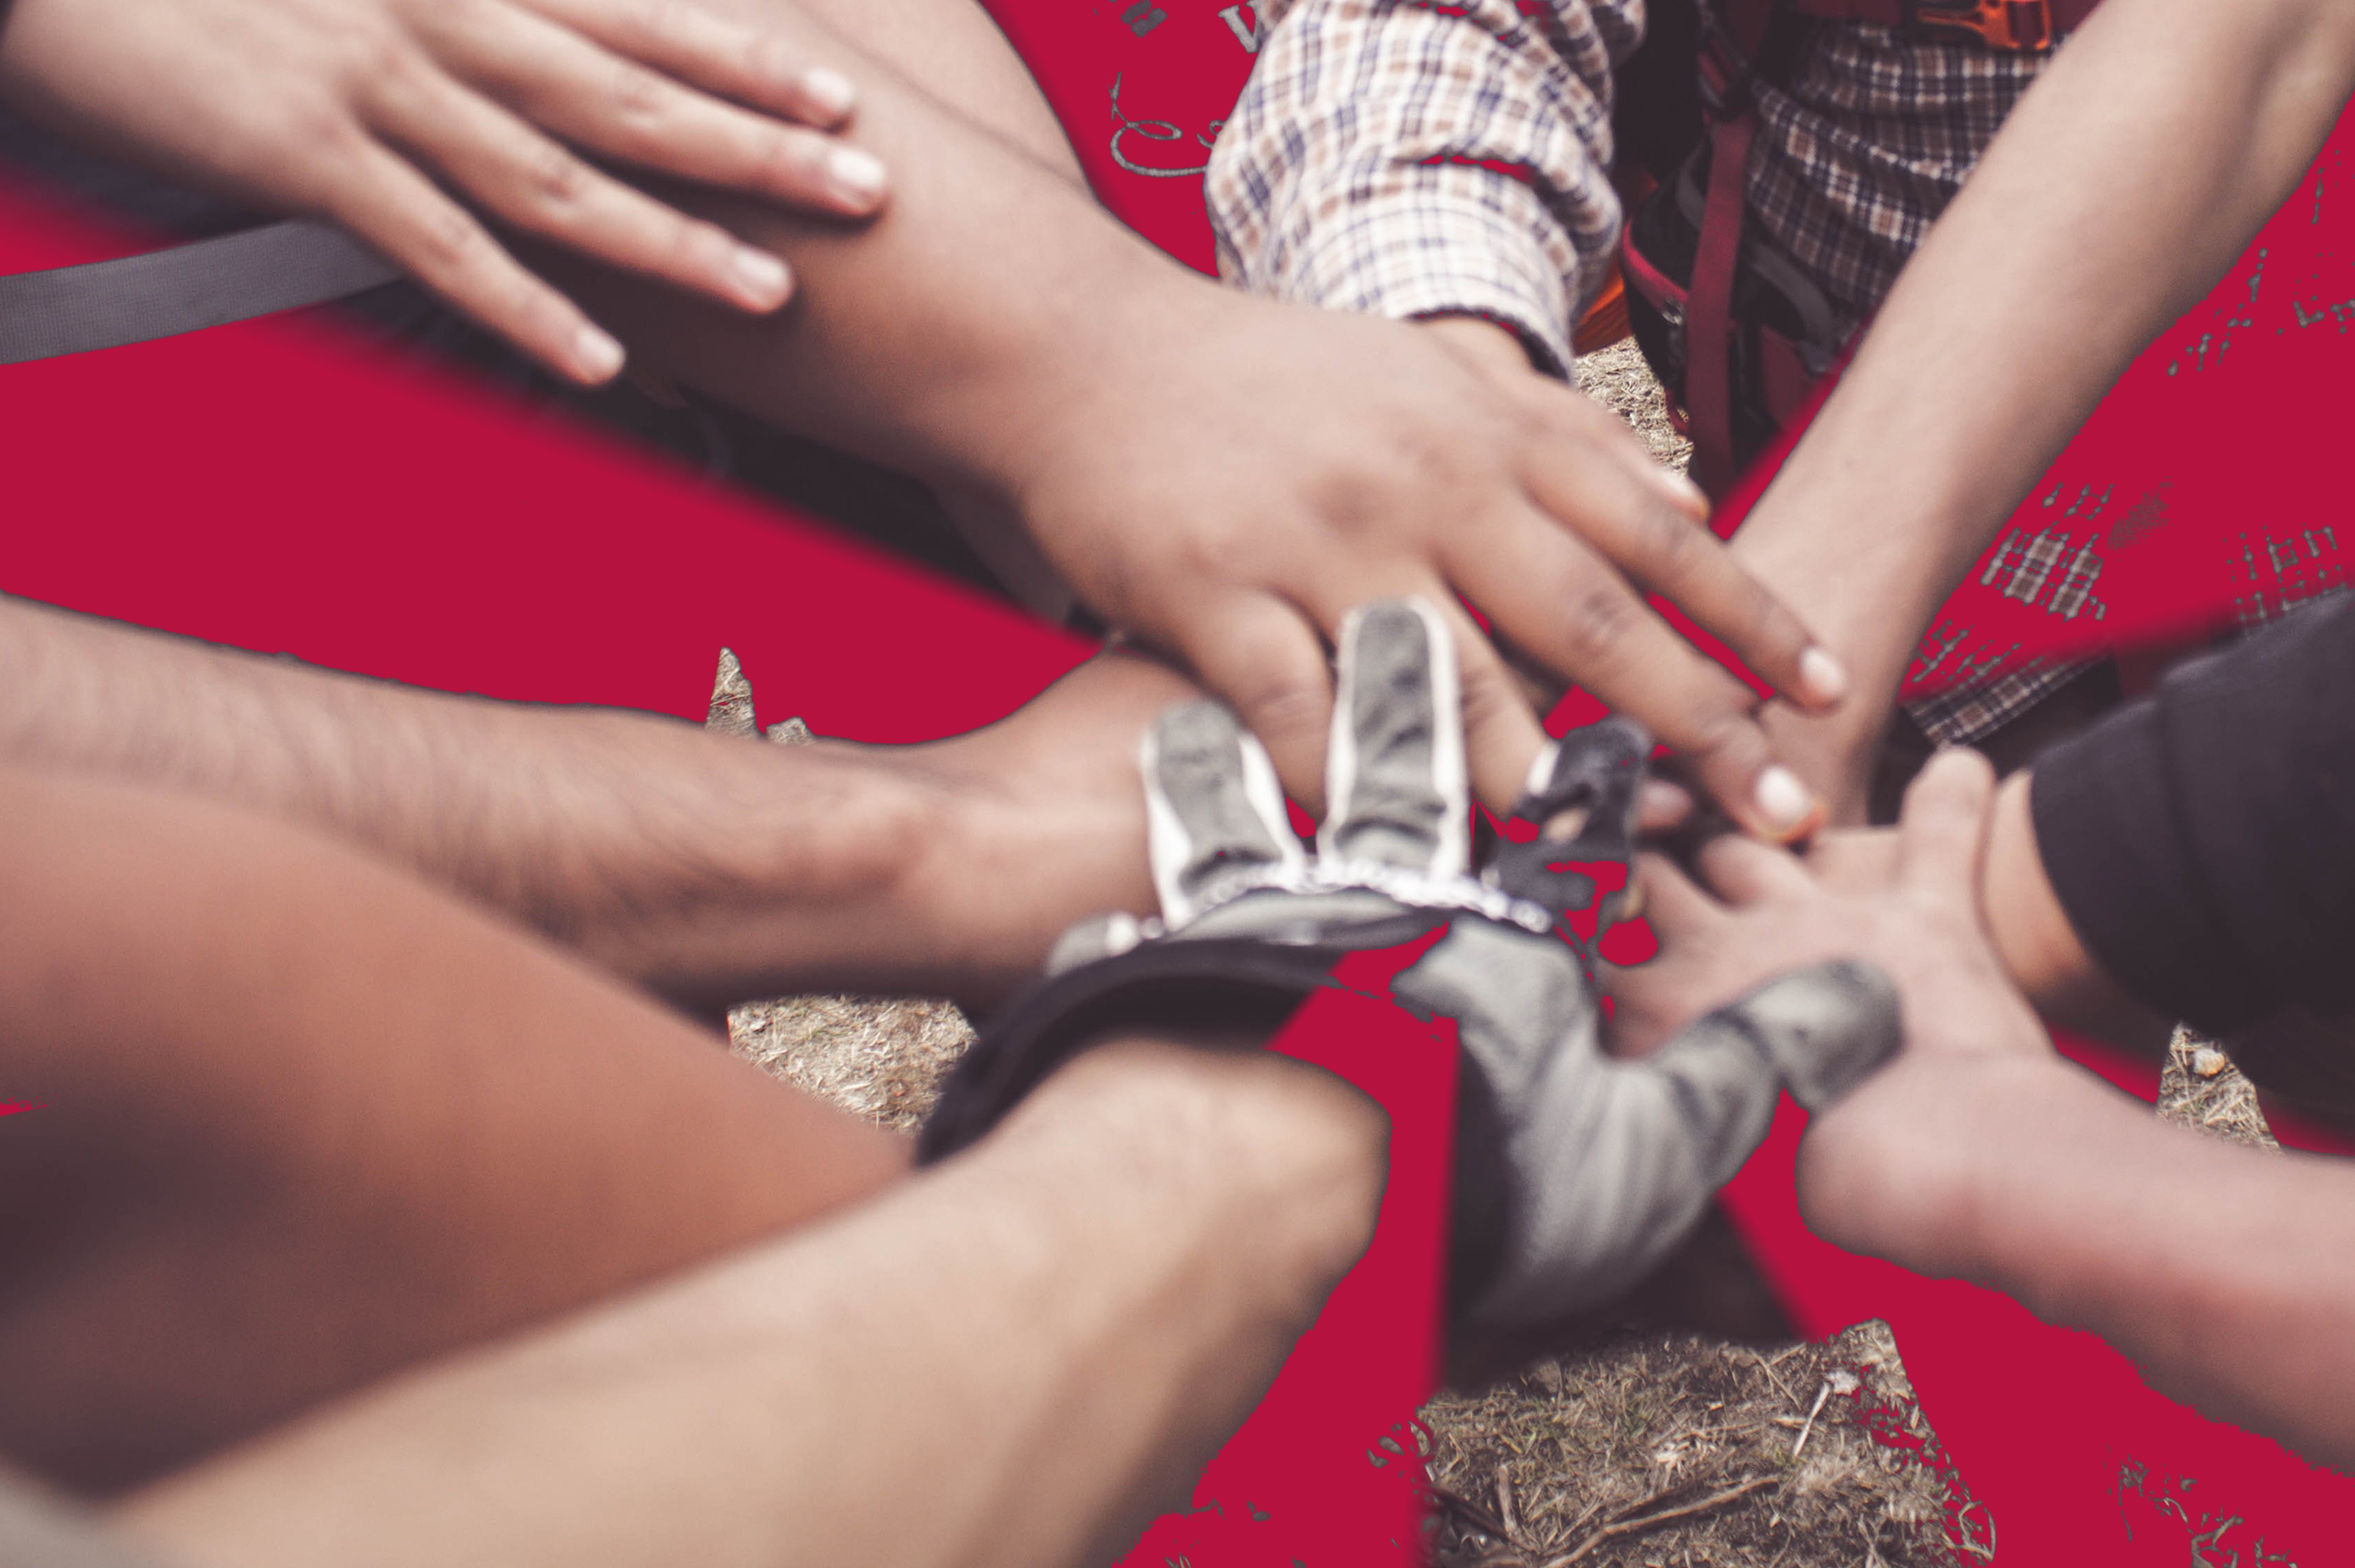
xmin=1427 ymin=1483 xmax=1515 ymax=1543
xmin=1498 ymin=1464 xmax=1523 ymax=1542
xmin=1744 ymin=1346 xmax=1802 ymax=1405
xmin=1790 ymin=1379 xmax=1834 ymax=1459
xmin=1539 ymin=1476 xmax=1780 ymax=1567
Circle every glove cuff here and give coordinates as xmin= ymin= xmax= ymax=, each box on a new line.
xmin=915 ymin=939 xmax=1341 ymax=1164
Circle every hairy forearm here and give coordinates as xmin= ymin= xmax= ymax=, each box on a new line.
xmin=544 ymin=0 xmax=1206 ymax=512
xmin=118 ymin=1040 xmax=1387 ymax=1568
xmin=1947 ymin=1063 xmax=2355 ymax=1468
xmin=1736 ymin=0 xmax=2355 ymax=706
xmin=1978 ymin=769 xmax=2172 ymax=1051
xmin=0 ymin=594 xmax=959 ymax=1006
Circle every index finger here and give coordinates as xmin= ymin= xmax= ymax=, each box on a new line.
xmin=1446 ymin=510 xmax=1823 ymax=841
xmin=1895 ymin=747 xmax=1998 ymax=904
xmin=1520 ymin=386 xmax=1849 ymax=713
xmin=520 ymin=0 xmax=861 ymax=128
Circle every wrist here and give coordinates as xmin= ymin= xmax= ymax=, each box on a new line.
xmin=1006 ymin=1037 xmax=1387 ymax=1295
xmin=1731 ymin=472 xmax=1998 ymax=721
xmin=555 ymin=723 xmax=953 ymax=1007
xmin=1981 ymin=768 xmax=2172 ymax=1049
xmin=1799 ymin=1050 xmax=2080 ymax=1279
xmin=910 ymin=242 xmax=1210 ymax=512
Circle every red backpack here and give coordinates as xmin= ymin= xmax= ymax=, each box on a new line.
xmin=1610 ymin=0 xmax=2099 ymax=493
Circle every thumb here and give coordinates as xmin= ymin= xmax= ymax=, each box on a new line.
xmin=1657 ymin=960 xmax=1903 ymax=1121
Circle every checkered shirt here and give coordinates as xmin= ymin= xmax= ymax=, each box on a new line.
xmin=1206 ymin=2 xmax=2092 ymax=744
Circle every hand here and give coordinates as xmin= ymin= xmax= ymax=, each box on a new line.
xmin=1752 ymin=697 xmax=1886 ymax=828
xmin=1006 ymin=288 xmax=1849 ymax=840
xmin=0 ymin=0 xmax=890 ymax=383
xmin=1606 ymin=747 xmax=2061 ymax=1267
xmin=917 ymin=598 xmax=1898 ymax=1387
xmin=885 ymin=644 xmax=1205 ymax=1003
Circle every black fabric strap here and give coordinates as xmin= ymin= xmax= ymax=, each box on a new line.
xmin=0 ymin=1469 xmax=172 ymax=1568
xmin=0 ymin=217 xmax=397 ymax=364
xmin=916 ymin=938 xmax=1338 ymax=1164
xmin=2031 ymin=595 xmax=2355 ymax=1035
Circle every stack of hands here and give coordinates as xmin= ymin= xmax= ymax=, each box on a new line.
xmin=921 ymin=596 xmax=2059 ymax=1378
xmin=0 ymin=0 xmax=888 ymax=380
xmin=0 ymin=0 xmax=1876 ymax=854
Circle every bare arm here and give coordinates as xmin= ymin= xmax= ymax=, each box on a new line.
xmin=1831 ymin=1050 xmax=2355 ymax=1472
xmin=114 ymin=1039 xmax=1387 ymax=1568
xmin=0 ymin=0 xmax=890 ymax=382
xmin=519 ymin=0 xmax=1849 ymax=840
xmin=0 ymin=593 xmax=1193 ymax=1009
xmin=1620 ymin=748 xmax=2355 ymax=1470
xmin=1732 ymin=0 xmax=2355 ymax=814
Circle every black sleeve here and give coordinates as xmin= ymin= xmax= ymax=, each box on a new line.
xmin=2028 ymin=593 xmax=2355 ymax=1036
xmin=0 ymin=1470 xmax=178 ymax=1568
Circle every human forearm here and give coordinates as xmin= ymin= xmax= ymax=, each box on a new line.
xmin=0 ymin=594 xmax=1043 ymax=1007
xmin=117 ymin=1039 xmax=1387 ymax=1568
xmin=1735 ymin=0 xmax=2355 ymax=748
xmin=0 ymin=763 xmax=913 ymax=1489
xmin=539 ymin=0 xmax=1193 ymax=510
xmin=1977 ymin=768 xmax=2173 ymax=1051
xmin=1930 ymin=1063 xmax=2355 ymax=1468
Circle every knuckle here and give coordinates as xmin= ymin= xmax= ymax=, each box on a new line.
xmin=1454 ymin=654 xmax=1528 ymax=742
xmin=410 ymin=203 xmax=483 ymax=281
xmin=1750 ymin=594 xmax=1810 ymax=659
xmin=1167 ymin=517 xmax=1263 ymax=585
xmin=611 ymin=59 xmax=673 ymax=119
xmin=1681 ymin=701 xmax=1766 ymax=768
xmin=672 ymin=216 xmax=734 ymax=273
xmin=1556 ymin=582 xmax=1644 ymax=670
xmin=1307 ymin=435 xmax=1445 ymax=538
xmin=268 ymin=97 xmax=360 ymax=179
xmin=771 ymin=128 xmax=828 ymax=185
xmin=1232 ymin=672 xmax=1329 ymax=747
xmin=340 ymin=26 xmax=413 ymax=94
xmin=525 ymin=139 xmax=593 ymax=213
xmin=1639 ymin=505 xmax=1709 ymax=580
xmin=621 ymin=0 xmax=693 ymax=46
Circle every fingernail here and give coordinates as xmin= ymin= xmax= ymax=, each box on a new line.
xmin=1654 ymin=466 xmax=1710 ymax=516
xmin=1799 ymin=645 xmax=1850 ymax=706
xmin=802 ymin=66 xmax=856 ymax=120
xmin=827 ymin=145 xmax=887 ymax=207
xmin=731 ymin=246 xmax=791 ymax=307
xmin=572 ymin=324 xmax=625 ymax=382
xmin=1614 ymin=879 xmax=1645 ymax=922
xmin=1753 ymin=764 xmax=1817 ymax=837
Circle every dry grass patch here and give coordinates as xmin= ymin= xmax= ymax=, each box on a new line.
xmin=730 ymin=994 xmax=971 ymax=1134
xmin=1422 ymin=1321 xmax=1974 ymax=1568
xmin=698 ymin=622 xmax=2288 ymax=1567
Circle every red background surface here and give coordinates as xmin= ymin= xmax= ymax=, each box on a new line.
xmin=3 ymin=2 xmax=2353 ymax=1561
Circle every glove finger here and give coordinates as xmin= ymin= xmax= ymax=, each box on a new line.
xmin=1458 ymin=943 xmax=1859 ymax=1337
xmin=1486 ymin=714 xmax=1652 ymax=912
xmin=1468 ymin=980 xmax=1790 ymax=1331
xmin=1320 ymin=598 xmax=1470 ymax=878
xmin=1142 ymin=699 xmax=1305 ymax=927
xmin=1701 ymin=958 xmax=1903 ymax=1112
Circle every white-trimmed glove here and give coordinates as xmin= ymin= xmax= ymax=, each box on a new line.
xmin=918 ymin=599 xmax=1899 ymax=1369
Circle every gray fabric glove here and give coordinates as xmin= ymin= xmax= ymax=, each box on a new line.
xmin=917 ymin=598 xmax=1900 ymax=1370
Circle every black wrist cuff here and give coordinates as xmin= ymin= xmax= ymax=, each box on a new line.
xmin=915 ymin=938 xmax=1339 ymax=1164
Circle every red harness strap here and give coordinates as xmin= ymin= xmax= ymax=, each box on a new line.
xmin=1672 ymin=0 xmax=2101 ymax=495
xmin=1785 ymin=0 xmax=2099 ymax=52
xmin=1682 ymin=50 xmax=1760 ymax=497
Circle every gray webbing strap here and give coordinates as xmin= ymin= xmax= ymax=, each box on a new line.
xmin=0 ymin=216 xmax=398 ymax=364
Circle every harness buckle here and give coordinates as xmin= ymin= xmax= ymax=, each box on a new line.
xmin=1693 ymin=17 xmax=1757 ymax=116
xmin=1912 ymin=0 xmax=2058 ymax=51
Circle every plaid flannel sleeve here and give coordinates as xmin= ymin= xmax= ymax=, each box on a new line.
xmin=1205 ymin=0 xmax=1642 ymax=377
